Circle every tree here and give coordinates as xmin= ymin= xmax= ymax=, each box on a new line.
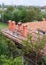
xmin=26 ymin=7 xmax=42 ymax=21
xmin=3 ymin=6 xmax=15 ymax=22
xmin=42 ymin=12 xmax=46 ymax=19
xmin=7 ymin=6 xmax=15 ymax=12
xmin=1 ymin=6 xmax=43 ymax=23
xmin=22 ymin=33 xmax=46 ymax=65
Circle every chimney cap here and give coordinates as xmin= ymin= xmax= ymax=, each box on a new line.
xmin=12 ymin=21 xmax=16 ymax=23
xmin=18 ymin=22 xmax=22 ymax=25
xmin=8 ymin=20 xmax=12 ymax=22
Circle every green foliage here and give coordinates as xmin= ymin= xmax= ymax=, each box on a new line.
xmin=33 ymin=34 xmax=46 ymax=53
xmin=22 ymin=33 xmax=46 ymax=54
xmin=0 ymin=30 xmax=23 ymax=65
xmin=42 ymin=12 xmax=46 ymax=18
xmin=42 ymin=56 xmax=46 ymax=65
xmin=0 ymin=55 xmax=23 ymax=65
xmin=0 ymin=6 xmax=43 ymax=23
xmin=22 ymin=34 xmax=46 ymax=65
xmin=7 ymin=6 xmax=15 ymax=12
xmin=0 ymin=32 xmax=9 ymax=55
xmin=22 ymin=34 xmax=32 ymax=54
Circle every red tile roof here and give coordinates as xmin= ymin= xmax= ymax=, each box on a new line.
xmin=24 ymin=21 xmax=46 ymax=32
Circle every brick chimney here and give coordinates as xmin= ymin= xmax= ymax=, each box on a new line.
xmin=8 ymin=20 xmax=12 ymax=30
xmin=18 ymin=22 xmax=22 ymax=31
xmin=22 ymin=25 xmax=28 ymax=37
xmin=12 ymin=21 xmax=16 ymax=31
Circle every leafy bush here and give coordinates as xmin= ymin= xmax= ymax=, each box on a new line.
xmin=0 ymin=55 xmax=23 ymax=65
xmin=0 ymin=6 xmax=43 ymax=23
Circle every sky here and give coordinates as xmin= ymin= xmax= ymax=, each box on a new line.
xmin=0 ymin=0 xmax=46 ymax=6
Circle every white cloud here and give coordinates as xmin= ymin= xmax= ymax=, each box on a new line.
xmin=0 ymin=0 xmax=46 ymax=6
